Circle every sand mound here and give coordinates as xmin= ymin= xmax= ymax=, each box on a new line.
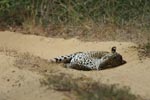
xmin=0 ymin=31 xmax=150 ymax=100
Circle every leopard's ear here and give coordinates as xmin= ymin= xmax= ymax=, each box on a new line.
xmin=111 ymin=46 xmax=116 ymax=53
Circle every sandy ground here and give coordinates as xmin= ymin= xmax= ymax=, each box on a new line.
xmin=0 ymin=31 xmax=150 ymax=100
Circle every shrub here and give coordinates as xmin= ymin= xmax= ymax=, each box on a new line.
xmin=1 ymin=0 xmax=150 ymax=27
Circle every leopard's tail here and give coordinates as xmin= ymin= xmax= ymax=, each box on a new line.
xmin=49 ymin=52 xmax=84 ymax=63
xmin=49 ymin=55 xmax=71 ymax=63
xmin=49 ymin=53 xmax=78 ymax=63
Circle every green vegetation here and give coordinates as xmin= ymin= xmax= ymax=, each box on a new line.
xmin=42 ymin=73 xmax=143 ymax=100
xmin=1 ymin=0 xmax=150 ymax=26
xmin=139 ymin=42 xmax=150 ymax=57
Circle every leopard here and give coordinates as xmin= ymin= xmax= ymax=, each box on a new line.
xmin=50 ymin=46 xmax=126 ymax=70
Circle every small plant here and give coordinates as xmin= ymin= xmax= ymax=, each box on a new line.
xmin=139 ymin=42 xmax=150 ymax=58
xmin=145 ymin=42 xmax=150 ymax=54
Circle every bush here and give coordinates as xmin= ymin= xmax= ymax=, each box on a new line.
xmin=0 ymin=0 xmax=30 ymax=26
xmin=1 ymin=0 xmax=150 ymax=26
xmin=142 ymin=42 xmax=150 ymax=57
xmin=0 ymin=0 xmax=150 ymax=42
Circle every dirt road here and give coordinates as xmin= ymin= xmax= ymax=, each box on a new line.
xmin=0 ymin=31 xmax=150 ymax=100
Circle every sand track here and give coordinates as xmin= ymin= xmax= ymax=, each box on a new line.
xmin=0 ymin=31 xmax=150 ymax=100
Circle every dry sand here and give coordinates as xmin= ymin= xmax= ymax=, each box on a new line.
xmin=0 ymin=31 xmax=150 ymax=100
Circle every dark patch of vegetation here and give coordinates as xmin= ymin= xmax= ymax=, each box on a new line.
xmin=0 ymin=0 xmax=150 ymax=42
xmin=0 ymin=47 xmax=60 ymax=73
xmin=145 ymin=42 xmax=150 ymax=55
xmin=1 ymin=0 xmax=150 ymax=26
xmin=139 ymin=42 xmax=150 ymax=58
xmin=13 ymin=52 xmax=62 ymax=73
xmin=41 ymin=73 xmax=144 ymax=100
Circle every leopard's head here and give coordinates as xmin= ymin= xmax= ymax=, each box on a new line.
xmin=109 ymin=53 xmax=126 ymax=67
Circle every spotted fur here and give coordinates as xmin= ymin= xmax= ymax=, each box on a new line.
xmin=50 ymin=51 xmax=109 ymax=63
xmin=50 ymin=47 xmax=126 ymax=70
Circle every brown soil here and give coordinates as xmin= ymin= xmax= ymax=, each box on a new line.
xmin=0 ymin=31 xmax=150 ymax=100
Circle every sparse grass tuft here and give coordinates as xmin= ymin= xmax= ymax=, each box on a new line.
xmin=138 ymin=42 xmax=150 ymax=58
xmin=0 ymin=47 xmax=59 ymax=73
xmin=144 ymin=42 xmax=150 ymax=57
xmin=145 ymin=42 xmax=150 ymax=55
xmin=42 ymin=73 xmax=143 ymax=100
xmin=13 ymin=52 xmax=60 ymax=73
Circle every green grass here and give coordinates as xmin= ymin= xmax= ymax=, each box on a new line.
xmin=42 ymin=73 xmax=144 ymax=100
xmin=0 ymin=0 xmax=150 ymax=43
xmin=1 ymin=0 xmax=150 ymax=27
